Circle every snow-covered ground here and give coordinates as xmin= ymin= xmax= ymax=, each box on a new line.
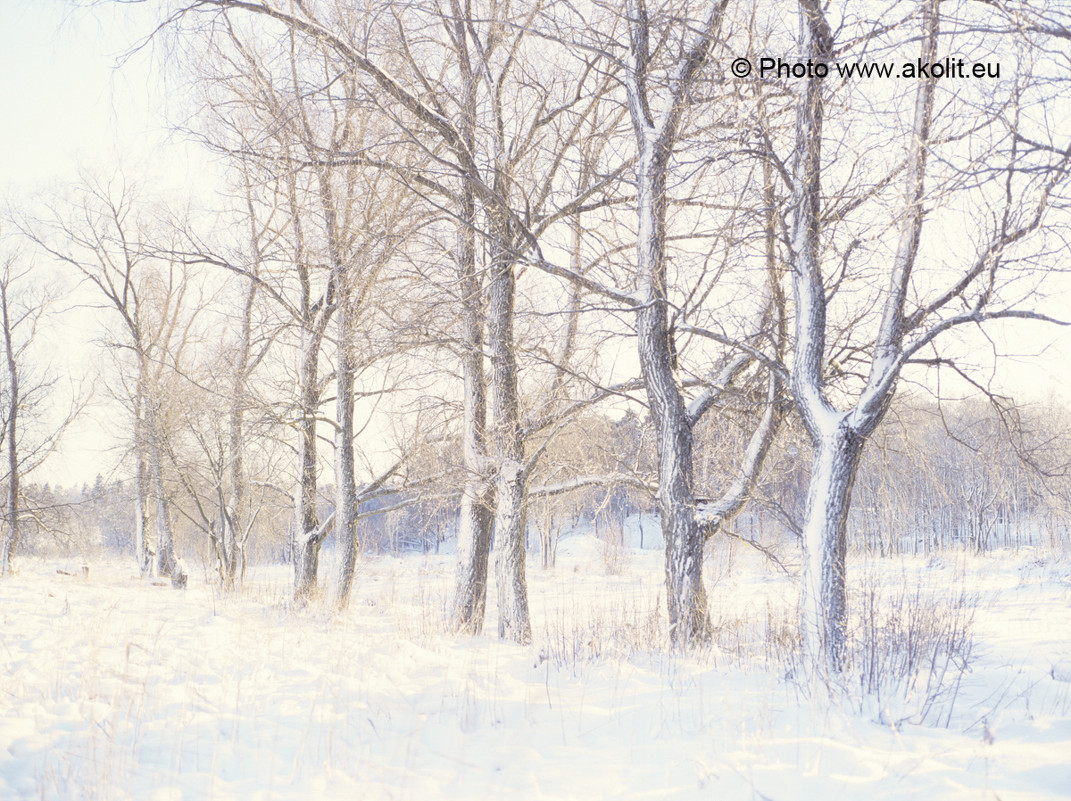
xmin=2 ymin=537 xmax=1070 ymax=800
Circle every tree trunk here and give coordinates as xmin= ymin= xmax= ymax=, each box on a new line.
xmin=220 ymin=392 xmax=244 ymax=590
xmin=0 ymin=282 xmax=18 ymax=576
xmin=293 ymin=327 xmax=324 ymax=601
xmin=799 ymin=422 xmax=864 ymax=674
xmin=450 ymin=185 xmax=495 ymax=632
xmin=621 ymin=2 xmax=729 ymax=647
xmin=487 ymin=233 xmax=531 ymax=644
xmin=220 ymin=482 xmax=238 ymax=588
xmin=334 ymin=285 xmax=360 ymax=607
xmin=147 ymin=404 xmax=181 ymax=579
xmin=221 ymin=275 xmax=256 ymax=590
xmin=786 ymin=0 xmax=940 ymax=672
xmin=639 ymin=318 xmax=711 ymax=646
xmin=133 ymin=387 xmax=151 ymax=576
xmin=493 ymin=459 xmax=531 ymax=642
xmin=634 ymin=147 xmax=711 ymax=646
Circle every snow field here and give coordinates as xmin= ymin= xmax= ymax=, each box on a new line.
xmin=1 ymin=538 xmax=1070 ymax=800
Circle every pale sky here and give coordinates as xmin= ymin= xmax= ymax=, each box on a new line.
xmin=4 ymin=1 xmax=145 ymax=193
xmin=0 ymin=0 xmax=213 ymax=486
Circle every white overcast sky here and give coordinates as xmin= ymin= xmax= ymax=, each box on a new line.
xmin=1 ymin=0 xmax=217 ymax=198
xmin=0 ymin=0 xmax=214 ymax=486
xmin=1 ymin=0 xmax=1070 ymax=485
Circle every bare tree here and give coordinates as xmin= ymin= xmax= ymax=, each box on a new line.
xmin=220 ymin=262 xmax=259 ymax=587
xmin=174 ymin=10 xmax=438 ymax=601
xmin=779 ymin=0 xmax=1071 ymax=671
xmin=213 ymin=159 xmax=272 ymax=589
xmin=0 ymin=267 xmax=21 ymax=575
xmin=613 ymin=0 xmax=784 ymax=645
xmin=20 ymin=177 xmax=202 ymax=581
xmin=0 ymin=253 xmax=83 ymax=574
xmin=162 ymin=0 xmax=632 ymax=639
xmin=176 ymin=17 xmax=339 ymax=599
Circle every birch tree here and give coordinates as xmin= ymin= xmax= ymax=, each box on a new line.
xmin=218 ymin=240 xmax=260 ymax=588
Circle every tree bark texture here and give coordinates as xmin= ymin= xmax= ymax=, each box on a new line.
xmin=147 ymin=402 xmax=181 ymax=579
xmin=0 ymin=281 xmax=18 ymax=576
xmin=788 ymin=0 xmax=939 ymax=672
xmin=133 ymin=382 xmax=151 ymax=576
xmin=450 ymin=183 xmax=495 ymax=633
xmin=488 ymin=230 xmax=532 ymax=644
xmin=634 ymin=148 xmax=711 ymax=646
xmin=221 ymin=275 xmax=256 ymax=590
xmin=293 ymin=326 xmax=325 ymax=601
xmin=623 ymin=0 xmax=726 ymax=647
xmin=334 ymin=281 xmax=360 ymax=608
xmin=799 ymin=423 xmax=864 ymax=673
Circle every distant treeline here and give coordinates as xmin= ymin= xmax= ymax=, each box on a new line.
xmin=14 ymin=395 xmax=1070 ymax=569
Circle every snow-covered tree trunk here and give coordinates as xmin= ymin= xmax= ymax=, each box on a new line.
xmin=334 ymin=277 xmax=360 ymax=607
xmin=635 ymin=147 xmax=711 ymax=645
xmin=134 ymin=459 xmax=149 ymax=573
xmin=282 ymin=96 xmax=335 ymax=602
xmin=0 ymin=280 xmax=19 ymax=576
xmin=798 ymin=422 xmax=864 ymax=671
xmin=146 ymin=402 xmax=181 ymax=580
xmin=448 ymin=47 xmax=494 ymax=631
xmin=293 ymin=326 xmax=326 ymax=601
xmin=787 ymin=0 xmax=838 ymax=671
xmin=623 ymin=0 xmax=727 ymax=646
xmin=221 ymin=275 xmax=255 ymax=590
xmin=450 ymin=182 xmax=495 ymax=633
xmin=493 ymin=456 xmax=531 ymax=642
xmin=133 ymin=377 xmax=151 ymax=576
xmin=488 ymin=229 xmax=532 ymax=644
xmin=220 ymin=452 xmax=239 ymax=586
xmin=451 ymin=315 xmax=495 ymax=631
xmin=787 ymin=0 xmax=941 ymax=672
